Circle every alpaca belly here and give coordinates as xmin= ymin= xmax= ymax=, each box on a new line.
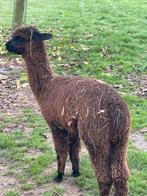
xmin=41 ymin=106 xmax=78 ymax=134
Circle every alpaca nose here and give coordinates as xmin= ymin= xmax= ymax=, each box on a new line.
xmin=5 ymin=40 xmax=13 ymax=52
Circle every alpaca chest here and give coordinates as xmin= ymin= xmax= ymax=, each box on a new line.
xmin=40 ymin=100 xmax=79 ymax=133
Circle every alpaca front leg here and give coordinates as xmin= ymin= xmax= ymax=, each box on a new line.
xmin=55 ymin=149 xmax=69 ymax=182
xmin=69 ymin=133 xmax=81 ymax=177
xmin=52 ymin=128 xmax=69 ymax=183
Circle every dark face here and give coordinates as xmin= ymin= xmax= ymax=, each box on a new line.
xmin=6 ymin=36 xmax=25 ymax=55
xmin=6 ymin=28 xmax=52 ymax=55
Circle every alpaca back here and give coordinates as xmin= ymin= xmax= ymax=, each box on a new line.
xmin=39 ymin=75 xmax=130 ymax=140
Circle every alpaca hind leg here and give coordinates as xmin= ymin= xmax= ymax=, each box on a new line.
xmin=83 ymin=137 xmax=112 ymax=196
xmin=111 ymin=141 xmax=130 ymax=196
xmin=69 ymin=133 xmax=81 ymax=177
xmin=78 ymin=111 xmax=112 ymax=195
xmin=90 ymin=152 xmax=112 ymax=196
xmin=98 ymin=182 xmax=112 ymax=196
xmin=114 ymin=180 xmax=128 ymax=196
xmin=52 ymin=128 xmax=69 ymax=182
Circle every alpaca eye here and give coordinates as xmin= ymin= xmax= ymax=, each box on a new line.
xmin=14 ymin=36 xmax=25 ymax=45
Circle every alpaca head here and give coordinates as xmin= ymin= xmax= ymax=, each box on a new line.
xmin=6 ymin=26 xmax=52 ymax=55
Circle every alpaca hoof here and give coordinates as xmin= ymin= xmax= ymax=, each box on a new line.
xmin=53 ymin=172 xmax=63 ymax=183
xmin=72 ymin=171 xmax=80 ymax=177
xmin=53 ymin=175 xmax=63 ymax=183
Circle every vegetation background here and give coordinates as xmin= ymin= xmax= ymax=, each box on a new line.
xmin=0 ymin=0 xmax=147 ymax=195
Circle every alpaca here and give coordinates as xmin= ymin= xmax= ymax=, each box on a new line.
xmin=6 ymin=26 xmax=130 ymax=196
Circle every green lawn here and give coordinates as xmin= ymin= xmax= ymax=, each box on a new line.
xmin=0 ymin=0 xmax=147 ymax=195
xmin=1 ymin=109 xmax=147 ymax=196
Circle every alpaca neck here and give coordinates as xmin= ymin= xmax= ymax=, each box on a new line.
xmin=23 ymin=42 xmax=53 ymax=99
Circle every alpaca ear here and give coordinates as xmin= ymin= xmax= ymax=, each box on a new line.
xmin=32 ymin=32 xmax=52 ymax=41
xmin=40 ymin=33 xmax=52 ymax=40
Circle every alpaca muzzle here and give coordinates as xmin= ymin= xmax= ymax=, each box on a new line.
xmin=6 ymin=40 xmax=14 ymax=52
xmin=5 ymin=40 xmax=24 ymax=55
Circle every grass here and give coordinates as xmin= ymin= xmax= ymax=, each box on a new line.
xmin=43 ymin=186 xmax=64 ymax=196
xmin=124 ymin=95 xmax=147 ymax=130
xmin=0 ymin=109 xmax=55 ymax=194
xmin=20 ymin=183 xmax=32 ymax=191
xmin=4 ymin=191 xmax=19 ymax=196
xmin=1 ymin=109 xmax=146 ymax=195
xmin=32 ymin=174 xmax=51 ymax=185
xmin=0 ymin=0 xmax=147 ymax=195
xmin=1 ymin=0 xmax=147 ymax=74
xmin=144 ymin=133 xmax=147 ymax=141
xmin=75 ymin=146 xmax=147 ymax=196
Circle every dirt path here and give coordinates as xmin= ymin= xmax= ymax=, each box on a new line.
xmin=0 ymin=58 xmax=40 ymax=117
xmin=131 ymin=128 xmax=147 ymax=152
xmin=125 ymin=73 xmax=147 ymax=98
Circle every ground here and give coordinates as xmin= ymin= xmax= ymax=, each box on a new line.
xmin=0 ymin=59 xmax=86 ymax=196
xmin=0 ymin=0 xmax=147 ymax=195
xmin=0 ymin=58 xmax=147 ymax=196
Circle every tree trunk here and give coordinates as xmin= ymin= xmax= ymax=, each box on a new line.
xmin=12 ymin=0 xmax=28 ymax=30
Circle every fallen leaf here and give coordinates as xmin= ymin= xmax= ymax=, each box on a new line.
xmin=83 ymin=61 xmax=88 ymax=65
xmin=58 ymin=56 xmax=62 ymax=61
xmin=16 ymin=80 xmax=21 ymax=89
xmin=140 ymin=128 xmax=147 ymax=133
xmin=21 ymin=83 xmax=29 ymax=88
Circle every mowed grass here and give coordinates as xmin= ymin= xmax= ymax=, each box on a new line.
xmin=1 ymin=0 xmax=147 ymax=74
xmin=75 ymin=146 xmax=147 ymax=196
xmin=1 ymin=108 xmax=147 ymax=196
xmin=0 ymin=0 xmax=147 ymax=195
xmin=0 ymin=109 xmax=55 ymax=195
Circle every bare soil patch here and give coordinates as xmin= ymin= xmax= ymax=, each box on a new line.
xmin=131 ymin=128 xmax=147 ymax=152
xmin=0 ymin=57 xmax=40 ymax=118
xmin=125 ymin=73 xmax=147 ymax=98
xmin=0 ymin=162 xmax=18 ymax=195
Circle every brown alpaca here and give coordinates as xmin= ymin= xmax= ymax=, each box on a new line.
xmin=6 ymin=26 xmax=130 ymax=196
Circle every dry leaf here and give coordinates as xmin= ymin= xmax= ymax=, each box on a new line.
xmin=16 ymin=80 xmax=21 ymax=89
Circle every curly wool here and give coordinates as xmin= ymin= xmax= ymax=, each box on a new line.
xmin=9 ymin=26 xmax=130 ymax=196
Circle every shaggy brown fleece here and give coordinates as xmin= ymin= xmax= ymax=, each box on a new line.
xmin=6 ymin=26 xmax=130 ymax=196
